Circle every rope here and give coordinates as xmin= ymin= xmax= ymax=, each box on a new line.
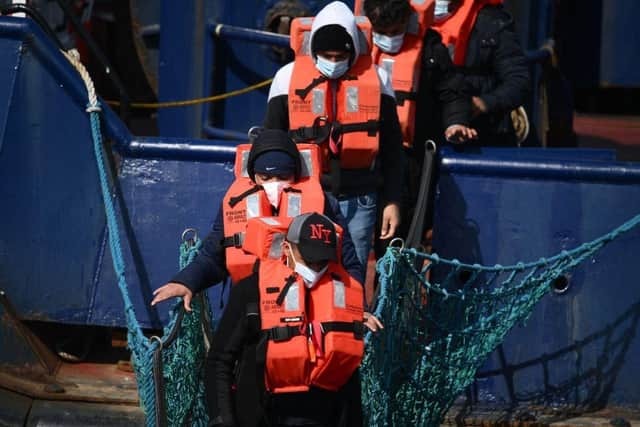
xmin=105 ymin=78 xmax=273 ymax=109
xmin=65 ymin=48 xmax=210 ymax=426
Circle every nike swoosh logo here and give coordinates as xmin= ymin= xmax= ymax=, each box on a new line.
xmin=265 ymin=166 xmax=277 ymax=171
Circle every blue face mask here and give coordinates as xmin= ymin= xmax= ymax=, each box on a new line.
xmin=373 ymin=32 xmax=405 ymax=54
xmin=315 ymin=55 xmax=350 ymax=79
xmin=434 ymin=0 xmax=453 ymax=20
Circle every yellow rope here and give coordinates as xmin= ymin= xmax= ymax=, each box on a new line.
xmin=106 ymin=78 xmax=273 ymax=109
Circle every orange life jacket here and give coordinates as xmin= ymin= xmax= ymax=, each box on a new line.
xmin=222 ymin=144 xmax=325 ymax=283
xmin=257 ymin=258 xmax=364 ymax=393
xmin=431 ymin=0 xmax=503 ymax=66
xmin=287 ymin=16 xmax=381 ymax=171
xmin=354 ymin=0 xmax=435 ymax=147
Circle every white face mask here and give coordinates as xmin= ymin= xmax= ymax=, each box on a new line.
xmin=372 ymin=32 xmax=405 ymax=54
xmin=295 ymin=262 xmax=328 ymax=289
xmin=261 ymin=180 xmax=289 ymax=208
xmin=315 ymin=55 xmax=350 ymax=79
xmin=434 ymin=0 xmax=454 ymax=21
xmin=286 ymin=245 xmax=328 ymax=288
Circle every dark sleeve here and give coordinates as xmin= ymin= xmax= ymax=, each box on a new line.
xmin=209 ymin=274 xmax=259 ymax=427
xmin=170 ymin=206 xmax=228 ymax=294
xmin=324 ymin=193 xmax=365 ymax=284
xmin=477 ymin=7 xmax=530 ymax=114
xmin=422 ymin=29 xmax=471 ymax=128
xmin=263 ymin=94 xmax=290 ymax=130
xmin=379 ymin=94 xmax=406 ymax=205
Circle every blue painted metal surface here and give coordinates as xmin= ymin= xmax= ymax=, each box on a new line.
xmin=433 ymin=146 xmax=640 ymax=409
xmin=157 ymin=1 xmax=206 ymax=137
xmin=0 ymin=16 xmax=236 ymax=328
xmin=601 ymin=1 xmax=640 ymax=87
xmin=214 ymin=23 xmax=289 ymax=47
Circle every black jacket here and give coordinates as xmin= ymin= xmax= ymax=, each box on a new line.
xmin=171 ymin=193 xmax=364 ymax=293
xmin=209 ymin=271 xmax=363 ymax=427
xmin=414 ymin=29 xmax=471 ymax=147
xmin=459 ymin=5 xmax=531 ymax=146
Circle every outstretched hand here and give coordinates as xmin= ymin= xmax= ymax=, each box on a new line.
xmin=364 ymin=311 xmax=384 ymax=333
xmin=380 ymin=202 xmax=400 ymax=240
xmin=445 ymin=124 xmax=478 ymax=144
xmin=151 ymin=282 xmax=193 ymax=312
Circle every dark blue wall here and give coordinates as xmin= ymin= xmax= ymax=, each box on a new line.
xmin=433 ymin=146 xmax=640 ymax=409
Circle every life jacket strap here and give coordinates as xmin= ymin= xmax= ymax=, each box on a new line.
xmin=276 ymin=274 xmax=299 ymax=306
xmin=283 ymin=187 xmax=302 ymax=194
xmin=321 ymin=320 xmax=365 ymax=340
xmin=294 ymin=75 xmax=328 ymax=100
xmin=221 ymin=232 xmax=245 ymax=249
xmin=333 ymin=119 xmax=380 ymax=137
xmin=395 ymin=90 xmax=418 ymax=106
xmin=294 ymin=73 xmax=358 ymax=101
xmin=289 ymin=116 xmax=331 ymax=144
xmin=267 ymin=325 xmax=303 ymax=342
xmin=290 ymin=119 xmax=380 ymax=144
xmin=228 ymin=185 xmax=262 ymax=208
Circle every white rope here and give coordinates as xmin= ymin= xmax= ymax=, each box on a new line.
xmin=62 ymin=48 xmax=101 ymax=112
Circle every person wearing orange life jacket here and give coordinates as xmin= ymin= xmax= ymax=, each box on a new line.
xmin=150 ymin=129 xmax=364 ymax=312
xmin=432 ymin=0 xmax=531 ymax=146
xmin=209 ymin=213 xmax=382 ymax=427
xmin=358 ymin=0 xmax=477 ymax=148
xmin=264 ymin=1 xmax=405 ymax=284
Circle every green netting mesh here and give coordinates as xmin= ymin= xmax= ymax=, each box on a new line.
xmin=360 ymin=214 xmax=640 ymax=427
xmin=124 ymin=237 xmax=212 ymax=427
xmin=159 ymin=237 xmax=210 ymax=427
xmin=159 ymin=295 xmax=209 ymax=427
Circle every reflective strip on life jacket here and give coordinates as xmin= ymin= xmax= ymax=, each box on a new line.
xmin=222 ymin=178 xmax=272 ymax=283
xmin=289 ymin=16 xmax=372 ymax=58
xmin=234 ymin=143 xmax=323 ymax=180
xmin=431 ymin=0 xmax=504 ymax=66
xmin=308 ymin=267 xmax=364 ymax=391
xmin=258 ymin=260 xmax=364 ymax=393
xmin=222 ymin=145 xmax=325 ymax=283
xmin=288 ymin=16 xmax=381 ymax=171
xmin=259 ymin=261 xmax=309 ymax=393
xmin=241 ymin=216 xmax=291 ymax=262
xmin=369 ymin=0 xmax=435 ymax=147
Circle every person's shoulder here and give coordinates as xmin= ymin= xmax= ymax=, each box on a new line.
xmin=268 ymin=62 xmax=295 ymax=100
xmin=478 ymin=4 xmax=515 ymax=30
xmin=422 ymin=28 xmax=451 ymax=64
xmin=423 ymin=28 xmax=444 ymax=46
xmin=230 ymin=272 xmax=259 ymax=302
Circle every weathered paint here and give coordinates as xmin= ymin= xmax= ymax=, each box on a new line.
xmin=0 ymin=17 xmax=235 ymax=329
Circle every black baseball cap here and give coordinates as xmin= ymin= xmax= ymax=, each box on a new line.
xmin=286 ymin=212 xmax=338 ymax=263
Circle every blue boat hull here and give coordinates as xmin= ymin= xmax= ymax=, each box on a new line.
xmin=0 ymin=1 xmax=639 ymax=419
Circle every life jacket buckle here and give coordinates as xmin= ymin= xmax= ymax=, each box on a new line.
xmin=232 ymin=232 xmax=245 ymax=248
xmin=353 ymin=321 xmax=365 ymax=340
xmin=221 ymin=232 xmax=245 ymax=249
xmin=269 ymin=325 xmax=298 ymax=342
